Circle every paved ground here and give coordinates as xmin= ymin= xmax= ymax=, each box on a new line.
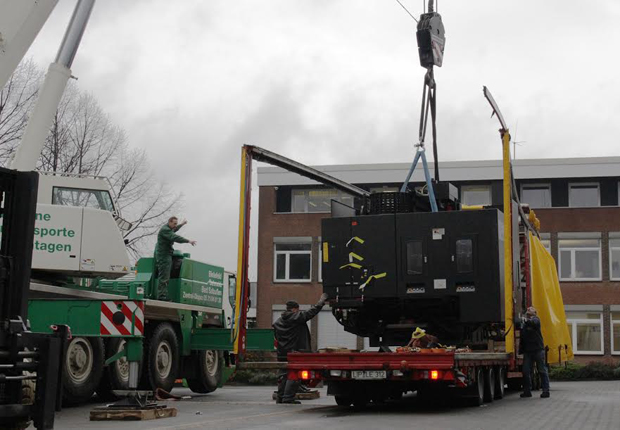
xmin=35 ymin=381 xmax=620 ymax=430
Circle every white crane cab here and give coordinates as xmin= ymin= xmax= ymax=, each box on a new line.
xmin=30 ymin=172 xmax=131 ymax=278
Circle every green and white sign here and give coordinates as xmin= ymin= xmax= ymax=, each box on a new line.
xmin=171 ymin=260 xmax=224 ymax=309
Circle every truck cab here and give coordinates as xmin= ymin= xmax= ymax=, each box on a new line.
xmin=30 ymin=172 xmax=131 ymax=278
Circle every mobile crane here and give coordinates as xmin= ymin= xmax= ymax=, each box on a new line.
xmin=0 ymin=3 xmax=273 ymax=425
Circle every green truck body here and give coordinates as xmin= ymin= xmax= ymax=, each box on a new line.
xmin=27 ymin=252 xmax=273 ymax=404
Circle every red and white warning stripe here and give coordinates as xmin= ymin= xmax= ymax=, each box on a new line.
xmin=100 ymin=300 xmax=144 ymax=336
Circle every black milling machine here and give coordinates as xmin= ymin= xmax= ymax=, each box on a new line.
xmin=321 ymin=1 xmax=519 ymax=349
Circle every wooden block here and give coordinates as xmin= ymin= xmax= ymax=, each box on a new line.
xmin=297 ymin=391 xmax=320 ymax=400
xmin=90 ymin=407 xmax=177 ymax=421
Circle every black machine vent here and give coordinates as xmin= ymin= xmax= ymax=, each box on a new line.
xmin=369 ymin=192 xmax=414 ymax=215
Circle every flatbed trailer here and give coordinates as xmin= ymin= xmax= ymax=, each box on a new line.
xmin=286 ymin=350 xmax=518 ymax=406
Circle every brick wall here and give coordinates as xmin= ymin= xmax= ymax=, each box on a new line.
xmin=537 ymin=207 xmax=620 ymax=306
xmin=256 ymin=187 xmax=326 ymax=329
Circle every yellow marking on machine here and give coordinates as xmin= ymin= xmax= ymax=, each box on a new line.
xmin=359 ymin=272 xmax=387 ymax=291
xmin=339 ymin=263 xmax=362 ymax=270
xmin=349 ymin=252 xmax=363 ymax=262
xmin=346 ymin=236 xmax=365 ymax=247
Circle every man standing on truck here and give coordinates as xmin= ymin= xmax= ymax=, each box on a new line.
xmin=155 ymin=217 xmax=197 ymax=300
xmin=519 ymin=306 xmax=550 ymax=398
xmin=273 ymin=293 xmax=329 ymax=404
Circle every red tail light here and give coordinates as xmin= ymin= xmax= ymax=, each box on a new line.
xmin=299 ymin=370 xmax=310 ymax=380
xmin=430 ymin=370 xmax=439 ymax=380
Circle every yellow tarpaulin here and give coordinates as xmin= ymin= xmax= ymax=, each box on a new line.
xmin=529 ymin=232 xmax=574 ymax=363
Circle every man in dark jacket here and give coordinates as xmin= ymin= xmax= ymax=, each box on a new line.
xmin=155 ymin=217 xmax=196 ymax=300
xmin=519 ymin=307 xmax=550 ymax=398
xmin=273 ymin=293 xmax=328 ymax=404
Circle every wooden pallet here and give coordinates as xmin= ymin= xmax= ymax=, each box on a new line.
xmin=90 ymin=406 xmax=177 ymax=421
xmin=272 ymin=390 xmax=320 ymax=401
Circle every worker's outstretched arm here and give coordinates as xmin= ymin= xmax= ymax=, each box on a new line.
xmin=162 ymin=228 xmax=190 ymax=244
xmin=297 ymin=293 xmax=329 ymax=323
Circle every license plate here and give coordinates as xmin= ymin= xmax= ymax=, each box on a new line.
xmin=351 ymin=370 xmax=386 ymax=380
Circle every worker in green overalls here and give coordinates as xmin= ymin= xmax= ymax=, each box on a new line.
xmin=155 ymin=216 xmax=196 ymax=300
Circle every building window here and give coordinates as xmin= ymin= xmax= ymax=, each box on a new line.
xmin=558 ymin=237 xmax=601 ymax=281
xmin=610 ymin=237 xmax=620 ymax=281
xmin=612 ymin=312 xmax=620 ymax=355
xmin=274 ymin=243 xmax=312 ymax=282
xmin=460 ymin=185 xmax=492 ymax=206
xmin=566 ymin=311 xmax=604 ymax=355
xmin=521 ymin=184 xmax=551 ymax=208
xmin=291 ymin=189 xmax=353 ymax=213
xmin=569 ymin=183 xmax=600 ymax=207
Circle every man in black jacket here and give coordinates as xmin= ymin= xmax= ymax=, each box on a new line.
xmin=519 ymin=307 xmax=550 ymax=398
xmin=273 ymin=293 xmax=328 ymax=404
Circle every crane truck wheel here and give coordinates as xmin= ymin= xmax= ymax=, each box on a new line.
xmin=186 ymin=350 xmax=223 ymax=394
xmin=96 ymin=338 xmax=142 ymax=400
xmin=144 ymin=323 xmax=180 ymax=392
xmin=62 ymin=337 xmax=104 ymax=404
xmin=483 ymin=367 xmax=495 ymax=402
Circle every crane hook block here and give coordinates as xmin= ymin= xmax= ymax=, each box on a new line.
xmin=416 ymin=12 xmax=446 ymax=68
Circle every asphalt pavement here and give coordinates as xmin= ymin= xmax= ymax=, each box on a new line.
xmin=34 ymin=380 xmax=620 ymax=430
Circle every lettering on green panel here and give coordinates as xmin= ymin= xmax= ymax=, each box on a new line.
xmin=174 ymin=260 xmax=224 ymax=309
xmin=0 ymin=212 xmax=75 ymax=254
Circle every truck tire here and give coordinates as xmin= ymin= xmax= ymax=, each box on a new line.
xmin=467 ymin=368 xmax=485 ymax=407
xmin=144 ymin=323 xmax=179 ymax=392
xmin=62 ymin=337 xmax=104 ymax=404
xmin=483 ymin=367 xmax=495 ymax=402
xmin=0 ymin=378 xmax=36 ymax=430
xmin=186 ymin=350 xmax=222 ymax=394
xmin=494 ymin=367 xmax=505 ymax=399
xmin=97 ymin=338 xmax=142 ymax=400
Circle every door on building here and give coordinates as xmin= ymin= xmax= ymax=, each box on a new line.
xmin=317 ymin=310 xmax=358 ymax=350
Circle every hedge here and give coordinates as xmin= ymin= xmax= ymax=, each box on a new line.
xmin=549 ymin=362 xmax=620 ymax=381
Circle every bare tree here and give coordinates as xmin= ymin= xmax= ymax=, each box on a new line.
xmin=0 ymin=59 xmax=42 ymax=164
xmin=1 ymin=59 xmax=182 ymax=259
xmin=108 ymin=147 xmax=183 ymax=259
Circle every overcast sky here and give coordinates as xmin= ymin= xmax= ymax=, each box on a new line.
xmin=25 ymin=0 xmax=620 ymax=277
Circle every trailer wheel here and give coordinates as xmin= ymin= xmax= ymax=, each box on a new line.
xmin=145 ymin=323 xmax=179 ymax=392
xmin=483 ymin=367 xmax=495 ymax=402
xmin=62 ymin=337 xmax=104 ymax=404
xmin=467 ymin=368 xmax=485 ymax=407
xmin=494 ymin=367 xmax=505 ymax=399
xmin=187 ymin=350 xmax=222 ymax=394
xmin=335 ymin=395 xmax=353 ymax=407
xmin=97 ymin=338 xmax=142 ymax=400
